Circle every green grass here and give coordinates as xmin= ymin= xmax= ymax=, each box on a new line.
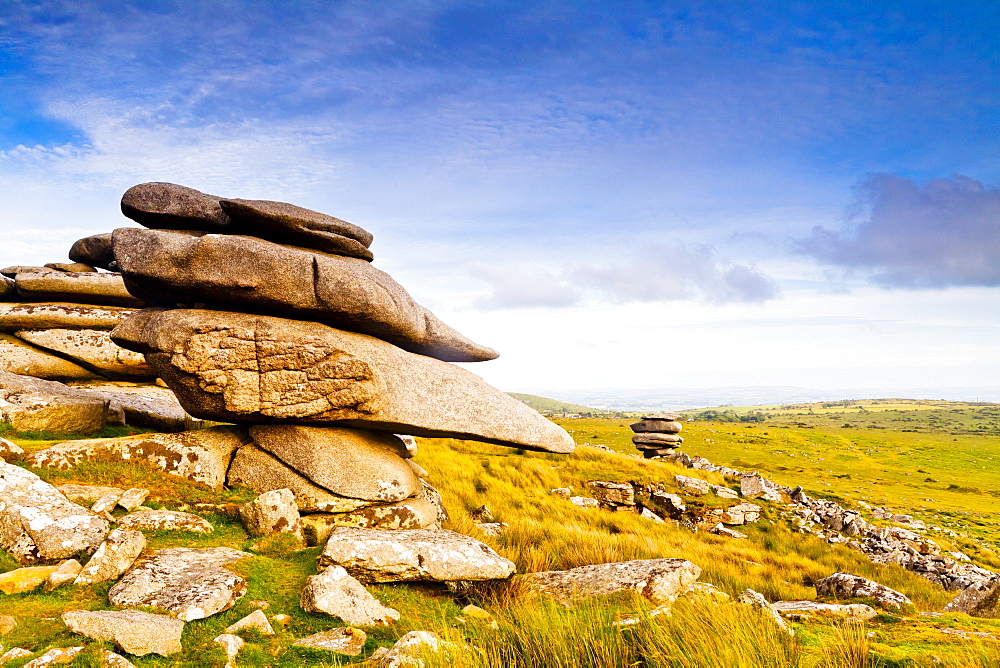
xmin=1 ymin=400 xmax=998 ymax=665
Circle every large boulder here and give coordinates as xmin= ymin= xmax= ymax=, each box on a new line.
xmin=0 ymin=333 xmax=99 ymax=380
xmin=27 ymin=426 xmax=248 ymax=490
xmin=71 ymin=383 xmax=192 ymax=432
xmin=0 ymin=302 xmax=137 ymax=332
xmin=317 ymin=527 xmax=516 ymax=583
xmin=120 ymin=182 xmax=374 ymax=260
xmin=226 ymin=444 xmax=372 ymax=512
xmin=238 ymin=489 xmax=303 ymax=539
xmin=943 ymin=575 xmax=1000 ymax=618
xmin=517 ymin=559 xmax=701 ymax=605
xmin=0 ymin=461 xmax=109 ymax=563
xmin=815 ymin=572 xmax=912 ymax=610
xmin=112 ymin=309 xmax=574 ymax=453
xmin=108 ymin=547 xmax=251 ymax=620
xmin=111 ymin=228 xmax=495 ymax=362
xmin=62 ymin=610 xmax=184 ymax=656
xmin=299 ymin=565 xmax=400 ymax=626
xmin=74 ymin=529 xmax=146 ymax=585
xmin=16 ymin=329 xmax=152 ymax=379
xmin=300 ymin=498 xmax=440 ymax=545
xmin=0 ymin=371 xmax=109 ymax=434
xmin=249 ymin=425 xmax=419 ymax=502
xmin=69 ymin=233 xmax=116 ymax=271
xmin=13 ymin=272 xmax=143 ymax=308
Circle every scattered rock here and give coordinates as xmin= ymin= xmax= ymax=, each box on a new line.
xmin=112 ymin=308 xmax=573 ymax=453
xmin=74 ymin=529 xmax=146 ymax=585
xmin=0 ymin=438 xmax=24 ymax=463
xmin=771 ymin=600 xmax=877 ymax=620
xmin=587 ymin=481 xmax=635 ymax=508
xmin=117 ymin=509 xmax=213 ymax=533
xmin=300 ymin=565 xmax=401 ymax=626
xmin=720 ymin=502 xmax=763 ymax=525
xmin=674 ymin=475 xmax=710 ymax=496
xmin=710 ymin=524 xmax=748 ymax=539
xmin=293 ymin=626 xmax=367 ymax=656
xmin=740 ymin=473 xmax=784 ymax=502
xmin=28 ymin=426 xmax=249 ymax=490
xmin=43 ymin=559 xmax=82 ymax=592
xmin=108 ymin=547 xmax=250 ymax=620
xmin=0 ymin=615 xmax=16 ymax=635
xmin=815 ymin=572 xmax=912 ymax=610
xmin=300 ymin=498 xmax=439 ymax=545
xmin=710 ymin=484 xmax=739 ymax=500
xmin=224 ymin=609 xmax=274 ymax=636
xmin=317 ymin=527 xmax=516 ymax=583
xmin=550 ymin=488 xmax=571 ymax=499
xmin=518 ymin=558 xmax=702 ymax=605
xmin=476 ymin=522 xmax=509 ymax=536
xmin=116 ymin=488 xmax=149 ymax=512
xmin=0 ymin=648 xmax=31 ymax=663
xmin=569 ymin=496 xmax=599 ymax=509
xmin=0 ymin=460 xmax=109 ymax=563
xmin=681 ymin=582 xmax=732 ymax=603
xmin=97 ymin=650 xmax=136 ymax=668
xmin=62 ymin=609 xmax=184 ymax=657
xmin=0 ymin=564 xmax=60 ymax=594
xmin=374 ymin=630 xmax=460 ymax=667
xmin=213 ymin=633 xmax=243 ymax=667
xmin=23 ymin=646 xmax=84 ymax=667
xmin=55 ymin=484 xmax=126 ymax=505
xmin=943 ymin=575 xmax=1000 ymax=618
xmin=240 ymin=488 xmax=303 ymax=540
xmin=736 ymin=589 xmax=793 ymax=634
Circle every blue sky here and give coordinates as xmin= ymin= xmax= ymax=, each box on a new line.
xmin=1 ymin=1 xmax=998 ymax=397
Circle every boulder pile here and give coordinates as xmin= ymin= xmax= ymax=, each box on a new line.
xmin=89 ymin=182 xmax=574 ymax=533
xmin=630 ymin=414 xmax=684 ymax=458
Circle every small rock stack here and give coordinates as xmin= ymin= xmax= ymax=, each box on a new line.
xmin=97 ymin=182 xmax=575 ymax=539
xmin=630 ymin=414 xmax=683 ymax=458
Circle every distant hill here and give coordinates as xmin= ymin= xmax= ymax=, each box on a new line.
xmin=506 ymin=393 xmax=614 ymax=416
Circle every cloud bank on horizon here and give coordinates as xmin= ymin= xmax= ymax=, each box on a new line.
xmin=0 ymin=0 xmax=997 ymax=391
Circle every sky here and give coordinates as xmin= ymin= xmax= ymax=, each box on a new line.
xmin=1 ymin=0 xmax=998 ymax=400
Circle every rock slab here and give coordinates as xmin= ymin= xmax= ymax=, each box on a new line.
xmin=62 ymin=609 xmax=184 ymax=656
xmin=518 ymin=559 xmax=702 ymax=604
xmin=815 ymin=572 xmax=912 ymax=609
xmin=300 ymin=565 xmax=401 ymax=626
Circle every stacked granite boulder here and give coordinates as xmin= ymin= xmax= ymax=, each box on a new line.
xmin=631 ymin=414 xmax=684 ymax=459
xmin=0 ymin=261 xmax=151 ymax=382
xmin=100 ymin=182 xmax=574 ymax=537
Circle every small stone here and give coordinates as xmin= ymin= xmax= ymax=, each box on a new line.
xmin=709 ymin=524 xmax=748 ymax=539
xmin=91 ymin=493 xmax=121 ymax=515
xmin=117 ymin=488 xmax=149 ymax=512
xmin=380 ymin=631 xmax=459 ymax=665
xmin=0 ymin=648 xmax=31 ymax=663
xmin=476 ymin=522 xmax=509 ymax=536
xmin=397 ymin=434 xmax=418 ymax=457
xmin=213 ymin=633 xmax=244 ymax=667
xmin=736 ymin=589 xmax=793 ymax=635
xmin=239 ymin=489 xmax=303 ymax=540
xmin=0 ymin=437 xmax=24 ymax=463
xmin=518 ymin=559 xmax=702 ymax=605
xmin=293 ymin=627 xmax=368 ymax=656
xmin=740 ymin=473 xmax=784 ymax=502
xmin=570 ymin=496 xmax=599 ymax=508
xmin=640 ymin=508 xmax=665 ymax=523
xmin=587 ymin=481 xmax=635 ymax=507
xmin=116 ymin=509 xmax=213 ymax=533
xmin=224 ymin=609 xmax=274 ymax=636
xmin=43 ymin=559 xmax=82 ymax=592
xmin=771 ymin=600 xmax=877 ymax=619
xmin=815 ymin=572 xmax=913 ymax=610
xmin=97 ymin=650 xmax=136 ymax=668
xmin=300 ymin=565 xmax=400 ymax=626
xmin=711 ymin=485 xmax=740 ymax=500
xmin=674 ymin=475 xmax=710 ymax=496
xmin=0 ymin=615 xmax=15 ymax=635
xmin=23 ymin=646 xmax=84 ymax=667
xmin=550 ymin=488 xmax=571 ymax=499
xmin=271 ymin=614 xmax=291 ymax=627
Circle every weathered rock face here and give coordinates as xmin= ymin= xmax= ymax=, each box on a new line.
xmin=28 ymin=426 xmax=249 ymax=490
xmin=75 ymin=528 xmax=146 ymax=585
xmin=0 ymin=371 xmax=113 ymax=435
xmin=239 ymin=489 xmax=303 ymax=539
xmin=0 ymin=333 xmax=99 ymax=380
xmin=0 ymin=461 xmax=109 ymax=563
xmin=13 ymin=272 xmax=143 ymax=308
xmin=0 ymin=437 xmax=25 ymax=463
xmin=0 ymin=302 xmax=137 ymax=332
xmin=112 ymin=309 xmax=574 ymax=453
xmin=517 ymin=559 xmax=702 ymax=605
xmin=587 ymin=481 xmax=635 ymax=509
xmin=943 ymin=575 xmax=1000 ymax=618
xmin=16 ymin=329 xmax=152 ymax=379
xmin=73 ymin=383 xmax=193 ymax=433
xmin=719 ymin=502 xmax=763 ymax=525
xmin=226 ymin=444 xmax=372 ymax=512
xmin=108 ymin=547 xmax=250 ymax=621
xmin=741 ymin=472 xmax=785 ymax=502
xmin=69 ymin=233 xmax=116 ymax=271
xmin=317 ymin=527 xmax=516 ymax=583
xmin=815 ymin=572 xmax=912 ymax=609
xmin=300 ymin=565 xmax=401 ymax=626
xmin=249 ymin=425 xmax=419 ymax=502
xmin=62 ymin=610 xmax=185 ymax=656
xmin=112 ymin=229 xmax=496 ymax=362
xmin=674 ymin=475 xmax=710 ymax=496
xmin=120 ymin=182 xmax=374 ymax=259
xmin=300 ymin=498 xmax=439 ymax=545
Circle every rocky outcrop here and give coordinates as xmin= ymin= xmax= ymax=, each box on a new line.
xmin=0 ymin=370 xmax=110 ymax=433
xmin=518 ymin=559 xmax=701 ymax=605
xmin=0 ymin=461 xmax=109 ymax=563
xmin=69 ymin=233 xmax=116 ymax=270
xmin=112 ymin=308 xmax=574 ymax=453
xmin=0 ymin=333 xmax=99 ymax=380
xmin=0 ymin=302 xmax=137 ymax=332
xmin=16 ymin=329 xmax=152 ymax=379
xmin=62 ymin=610 xmax=184 ymax=656
xmin=108 ymin=547 xmax=250 ymax=620
xmin=630 ymin=414 xmax=684 ymax=458
xmin=943 ymin=575 xmax=1000 ymax=618
xmin=300 ymin=565 xmax=401 ymax=626
xmin=13 ymin=272 xmax=143 ymax=308
xmin=317 ymin=527 xmax=516 ymax=583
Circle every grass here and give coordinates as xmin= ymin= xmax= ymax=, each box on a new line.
xmin=0 ymin=399 xmax=998 ymax=665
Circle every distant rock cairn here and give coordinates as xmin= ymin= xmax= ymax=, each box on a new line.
xmin=630 ymin=414 xmax=683 ymax=459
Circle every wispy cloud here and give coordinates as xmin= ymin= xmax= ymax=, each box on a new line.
xmin=469 ymin=243 xmax=779 ymax=309
xmin=797 ymin=174 xmax=1000 ymax=288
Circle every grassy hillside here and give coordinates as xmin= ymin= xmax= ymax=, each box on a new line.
xmin=1 ymin=402 xmax=999 ymax=666
xmin=506 ymin=392 xmax=619 ymax=416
